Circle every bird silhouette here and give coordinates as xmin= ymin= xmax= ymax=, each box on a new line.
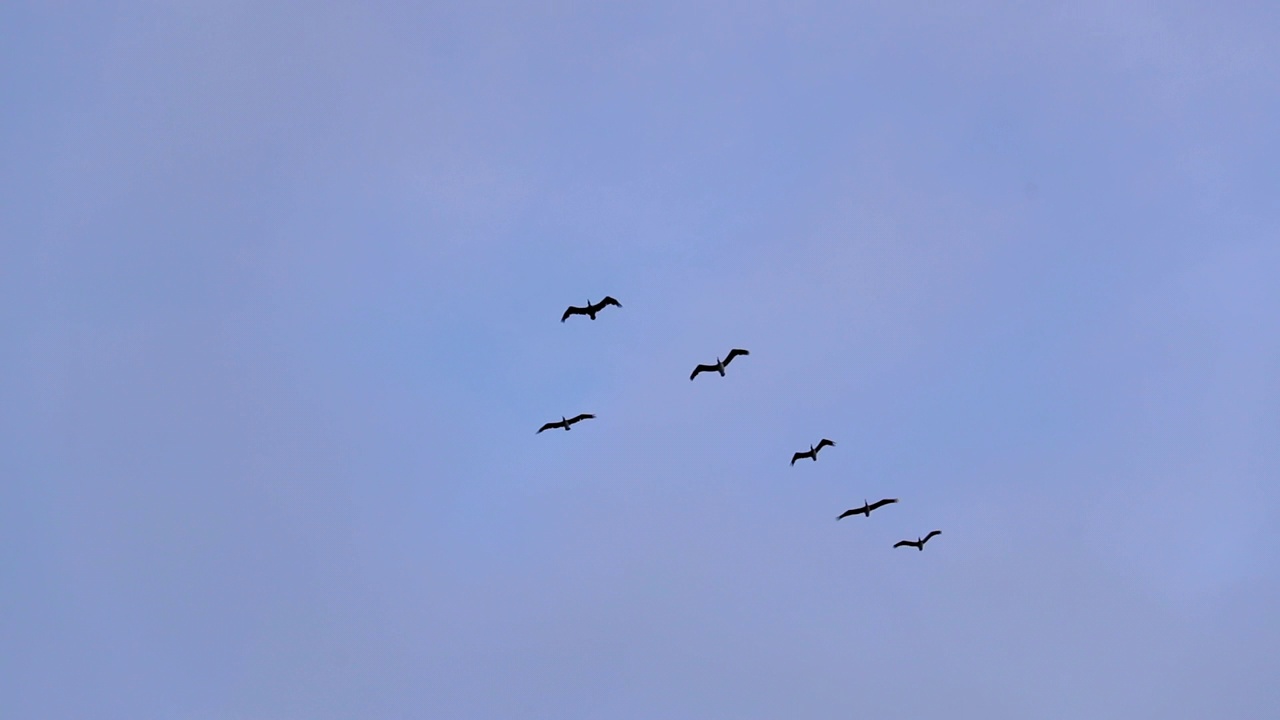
xmin=561 ymin=297 xmax=622 ymax=322
xmin=536 ymin=413 xmax=596 ymax=433
xmin=836 ymin=498 xmax=898 ymax=520
xmin=791 ymin=438 xmax=836 ymax=465
xmin=690 ymin=348 xmax=750 ymax=380
xmin=893 ymin=530 xmax=942 ymax=551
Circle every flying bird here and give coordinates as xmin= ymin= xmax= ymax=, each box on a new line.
xmin=791 ymin=438 xmax=836 ymax=465
xmin=561 ymin=296 xmax=622 ymax=322
xmin=836 ymin=498 xmax=898 ymax=520
xmin=536 ymin=413 xmax=596 ymax=433
xmin=690 ymin=348 xmax=750 ymax=380
xmin=893 ymin=530 xmax=942 ymax=551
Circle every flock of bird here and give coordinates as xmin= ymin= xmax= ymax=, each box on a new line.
xmin=540 ymin=295 xmax=942 ymax=553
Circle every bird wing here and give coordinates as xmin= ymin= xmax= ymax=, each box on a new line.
xmin=561 ymin=305 xmax=586 ymax=322
xmin=815 ymin=438 xmax=835 ymax=451
xmin=597 ymin=296 xmax=621 ymax=309
xmin=893 ymin=540 xmax=916 ymax=548
xmin=790 ymin=451 xmax=808 ymax=465
xmin=922 ymin=530 xmax=942 ymax=544
xmin=567 ymin=413 xmax=596 ymax=425
xmin=690 ymin=364 xmax=715 ymax=380
xmin=868 ymin=498 xmax=899 ymax=511
xmin=723 ymin=348 xmax=750 ymax=365
xmin=836 ymin=509 xmax=858 ymax=520
xmin=537 ymin=421 xmax=560 ymax=433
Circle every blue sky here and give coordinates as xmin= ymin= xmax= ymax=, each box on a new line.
xmin=3 ymin=2 xmax=1278 ymax=718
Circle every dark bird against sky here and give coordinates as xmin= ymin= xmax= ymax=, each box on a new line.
xmin=536 ymin=413 xmax=596 ymax=433
xmin=690 ymin=348 xmax=750 ymax=380
xmin=561 ymin=296 xmax=622 ymax=322
xmin=791 ymin=438 xmax=836 ymax=465
xmin=893 ymin=530 xmax=942 ymax=551
xmin=836 ymin=498 xmax=898 ymax=519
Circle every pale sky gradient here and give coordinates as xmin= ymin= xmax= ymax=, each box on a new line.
xmin=3 ymin=3 xmax=1279 ymax=718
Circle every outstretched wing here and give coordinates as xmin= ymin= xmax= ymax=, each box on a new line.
xmin=868 ymin=498 xmax=899 ymax=512
xmin=893 ymin=540 xmax=916 ymax=549
xmin=922 ymin=530 xmax=942 ymax=544
xmin=537 ymin=421 xmax=560 ymax=433
xmin=815 ymin=438 xmax=836 ymax=452
xmin=836 ymin=508 xmax=859 ymax=521
xmin=790 ymin=451 xmax=807 ymax=466
xmin=690 ymin=364 xmax=716 ymax=380
xmin=723 ymin=348 xmax=750 ymax=366
xmin=561 ymin=305 xmax=587 ymax=322
xmin=567 ymin=413 xmax=596 ymax=425
xmin=596 ymin=296 xmax=622 ymax=310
